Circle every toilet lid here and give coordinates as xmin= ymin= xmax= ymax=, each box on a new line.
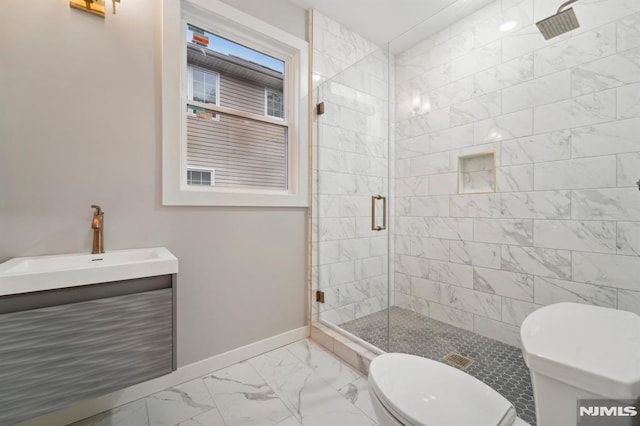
xmin=369 ymin=353 xmax=514 ymax=426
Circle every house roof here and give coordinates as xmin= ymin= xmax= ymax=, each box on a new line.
xmin=187 ymin=43 xmax=284 ymax=90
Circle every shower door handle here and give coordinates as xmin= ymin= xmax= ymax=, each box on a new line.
xmin=371 ymin=195 xmax=387 ymax=231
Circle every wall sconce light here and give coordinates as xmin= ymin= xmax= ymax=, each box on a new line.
xmin=70 ymin=0 xmax=121 ymax=17
xmin=410 ymin=88 xmax=432 ymax=116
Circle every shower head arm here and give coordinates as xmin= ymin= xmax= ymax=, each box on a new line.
xmin=557 ymin=0 xmax=579 ymax=13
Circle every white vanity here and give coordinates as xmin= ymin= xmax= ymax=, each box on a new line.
xmin=0 ymin=247 xmax=178 ymax=425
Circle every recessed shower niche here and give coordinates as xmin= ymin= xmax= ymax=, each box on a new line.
xmin=458 ymin=151 xmax=496 ymax=194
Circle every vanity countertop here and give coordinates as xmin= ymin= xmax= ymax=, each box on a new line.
xmin=0 ymin=247 xmax=178 ymax=296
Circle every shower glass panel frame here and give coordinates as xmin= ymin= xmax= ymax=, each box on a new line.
xmin=313 ymin=46 xmax=393 ymax=354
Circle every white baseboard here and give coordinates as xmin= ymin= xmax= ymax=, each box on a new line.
xmin=19 ymin=326 xmax=309 ymax=426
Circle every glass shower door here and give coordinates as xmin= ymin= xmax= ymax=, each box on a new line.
xmin=313 ymin=47 xmax=391 ymax=352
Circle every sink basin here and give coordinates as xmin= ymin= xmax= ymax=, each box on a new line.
xmin=0 ymin=247 xmax=178 ymax=296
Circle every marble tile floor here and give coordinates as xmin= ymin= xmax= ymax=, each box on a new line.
xmin=340 ymin=306 xmax=537 ymax=425
xmin=70 ymin=339 xmax=376 ymax=426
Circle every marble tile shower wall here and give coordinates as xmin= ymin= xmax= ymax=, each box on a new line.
xmin=393 ymin=0 xmax=640 ymax=347
xmin=311 ymin=11 xmax=391 ymax=326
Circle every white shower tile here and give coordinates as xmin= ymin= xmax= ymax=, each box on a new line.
xmin=501 ymin=130 xmax=571 ymax=166
xmin=429 ymin=260 xmax=474 ymax=288
xmin=472 ymin=0 xmax=534 ymax=47
xmin=533 ymin=276 xmax=617 ymax=308
xmin=502 ymin=298 xmax=540 ymax=326
xmin=502 ymin=24 xmax=570 ymax=63
xmin=571 ymin=118 xmax=640 ymax=158
xmin=572 ymin=47 xmax=640 ymax=95
xmin=450 ymin=92 xmax=501 ymax=126
xmin=450 ymin=241 xmax=501 ymax=269
xmin=429 ymin=217 xmax=474 ymax=240
xmin=533 ymin=220 xmax=617 ymax=253
xmin=474 ymin=109 xmax=533 ymax=143
xmin=410 ymin=237 xmax=450 ymax=261
xmin=502 ymin=70 xmax=571 ymax=114
xmin=533 ymin=156 xmax=616 ymax=190
xmin=450 ymin=194 xmax=501 ymax=218
xmin=429 ymin=172 xmax=458 ymax=195
xmin=474 ymin=266 xmax=533 ymax=302
xmin=573 ymin=252 xmax=640 ymax=291
xmin=533 ymin=23 xmax=616 ymax=77
xmin=318 ymin=261 xmax=355 ymax=287
xmin=475 ymin=54 xmax=534 ymax=95
xmin=412 ymin=277 xmax=443 ymax=303
xmin=496 ymin=164 xmax=533 ymax=192
xmin=429 ymin=76 xmax=475 ymax=109
xmin=395 ymin=254 xmax=429 ymax=278
xmin=617 ymin=82 xmax=640 ymax=119
xmin=618 ymin=289 xmax=640 ymax=316
xmin=428 ymin=124 xmax=474 ymax=153
xmin=339 ymin=239 xmax=369 ymax=261
xmin=500 ymin=190 xmax=571 ymax=219
xmin=395 ymin=273 xmax=411 ymax=294
xmin=533 ymin=89 xmax=616 ymax=134
xmin=395 ymin=176 xmax=429 ymax=197
xmin=474 ymin=218 xmax=533 ymax=246
xmin=451 ymin=40 xmax=502 ymax=80
xmin=430 ymin=303 xmax=475 ymax=330
xmin=617 ymin=222 xmax=640 ymax=256
xmin=501 ymin=245 xmax=571 ymax=280
xmin=410 ymin=152 xmax=451 ymax=176
xmin=440 ymin=285 xmax=502 ymax=320
xmin=474 ymin=316 xmax=522 ymax=348
xmin=617 ymin=11 xmax=640 ymax=51
xmin=572 ymin=188 xmax=640 ymax=220
xmin=410 ymin=196 xmax=450 ymax=217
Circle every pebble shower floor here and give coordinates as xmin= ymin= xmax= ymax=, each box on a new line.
xmin=340 ymin=306 xmax=537 ymax=425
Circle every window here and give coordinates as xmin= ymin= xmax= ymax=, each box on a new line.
xmin=188 ymin=66 xmax=218 ymax=105
xmin=265 ymin=88 xmax=284 ymax=119
xmin=162 ymin=0 xmax=308 ymax=207
xmin=187 ymin=65 xmax=219 ymax=119
xmin=187 ymin=167 xmax=215 ymax=186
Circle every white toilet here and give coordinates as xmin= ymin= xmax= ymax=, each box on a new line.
xmin=520 ymin=302 xmax=640 ymax=426
xmin=368 ymin=353 xmax=529 ymax=426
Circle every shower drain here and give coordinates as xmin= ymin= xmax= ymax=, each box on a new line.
xmin=443 ymin=353 xmax=473 ymax=369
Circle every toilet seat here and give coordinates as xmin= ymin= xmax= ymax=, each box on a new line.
xmin=368 ymin=353 xmax=516 ymax=426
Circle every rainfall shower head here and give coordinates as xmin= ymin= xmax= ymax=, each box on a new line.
xmin=536 ymin=0 xmax=580 ymax=40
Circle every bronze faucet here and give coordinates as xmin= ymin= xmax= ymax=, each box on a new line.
xmin=91 ymin=205 xmax=104 ymax=254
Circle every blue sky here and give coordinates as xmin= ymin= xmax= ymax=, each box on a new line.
xmin=187 ymin=25 xmax=284 ymax=74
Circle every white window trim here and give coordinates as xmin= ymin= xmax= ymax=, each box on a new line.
xmin=161 ymin=0 xmax=309 ymax=207
xmin=264 ymin=87 xmax=284 ymax=120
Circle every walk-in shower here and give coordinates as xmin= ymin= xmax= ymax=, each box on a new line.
xmin=311 ymin=1 xmax=640 ymax=424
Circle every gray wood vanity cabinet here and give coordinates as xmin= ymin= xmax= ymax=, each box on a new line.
xmin=0 ymin=274 xmax=176 ymax=425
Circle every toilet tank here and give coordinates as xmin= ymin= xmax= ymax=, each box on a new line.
xmin=520 ymin=303 xmax=640 ymax=426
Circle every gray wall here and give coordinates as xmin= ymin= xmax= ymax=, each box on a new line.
xmin=0 ymin=0 xmax=308 ymax=367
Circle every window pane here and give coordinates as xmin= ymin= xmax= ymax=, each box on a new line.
xmin=192 ymin=69 xmax=204 ymax=83
xmin=186 ymin=108 xmax=287 ymax=190
xmin=186 ymin=24 xmax=285 ymax=117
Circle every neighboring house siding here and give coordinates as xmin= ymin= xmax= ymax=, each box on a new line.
xmin=219 ymin=73 xmax=266 ymax=115
xmin=186 ymin=115 xmax=287 ymax=190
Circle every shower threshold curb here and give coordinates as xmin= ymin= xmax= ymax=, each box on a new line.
xmin=310 ymin=322 xmax=379 ymax=375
